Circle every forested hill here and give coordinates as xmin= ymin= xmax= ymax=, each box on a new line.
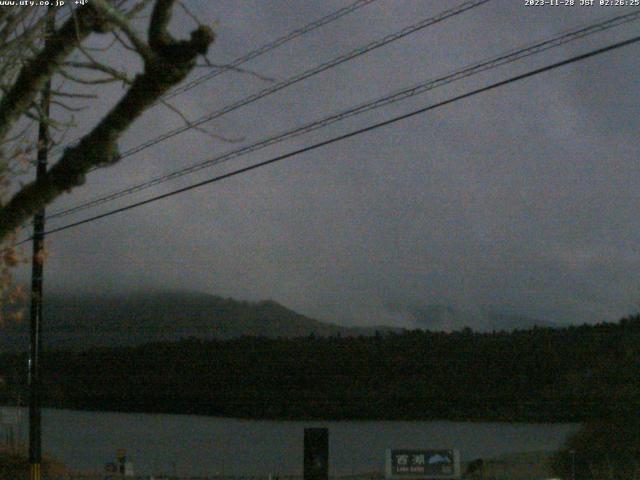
xmin=1 ymin=315 xmax=639 ymax=422
xmin=0 ymin=291 xmax=399 ymax=352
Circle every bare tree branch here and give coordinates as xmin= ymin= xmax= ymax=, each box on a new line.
xmin=0 ymin=1 xmax=215 ymax=241
xmin=63 ymin=60 xmax=133 ymax=85
xmin=160 ymin=99 xmax=244 ymax=144
xmin=0 ymin=4 xmax=110 ymax=143
xmin=92 ymin=0 xmax=154 ymax=61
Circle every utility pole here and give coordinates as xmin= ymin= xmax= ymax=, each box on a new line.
xmin=29 ymin=6 xmax=54 ymax=480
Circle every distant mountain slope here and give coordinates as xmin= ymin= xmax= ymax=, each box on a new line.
xmin=407 ymin=304 xmax=556 ymax=332
xmin=1 ymin=291 xmax=399 ymax=352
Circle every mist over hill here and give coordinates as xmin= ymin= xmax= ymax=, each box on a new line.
xmin=1 ymin=291 xmax=562 ymax=353
xmin=1 ymin=291 xmax=399 ymax=352
xmin=389 ymin=303 xmax=557 ymax=332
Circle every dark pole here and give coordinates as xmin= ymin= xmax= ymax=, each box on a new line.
xmin=304 ymin=428 xmax=329 ymax=480
xmin=29 ymin=7 xmax=54 ymax=480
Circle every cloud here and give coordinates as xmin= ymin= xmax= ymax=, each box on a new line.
xmin=14 ymin=0 xmax=640 ymax=328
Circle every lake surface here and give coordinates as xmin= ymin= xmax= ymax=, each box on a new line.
xmin=2 ymin=407 xmax=579 ymax=476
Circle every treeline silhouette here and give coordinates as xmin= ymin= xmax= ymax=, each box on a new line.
xmin=1 ymin=316 xmax=639 ymax=422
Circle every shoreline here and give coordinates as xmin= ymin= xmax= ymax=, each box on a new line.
xmin=0 ymin=403 xmax=582 ymax=425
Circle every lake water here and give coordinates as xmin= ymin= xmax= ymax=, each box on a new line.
xmin=2 ymin=408 xmax=579 ymax=477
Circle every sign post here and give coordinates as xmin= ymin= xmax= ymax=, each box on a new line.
xmin=304 ymin=428 xmax=329 ymax=480
xmin=385 ymin=449 xmax=461 ymax=479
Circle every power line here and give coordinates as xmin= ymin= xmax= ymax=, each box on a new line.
xmin=47 ymin=10 xmax=640 ymax=221
xmin=48 ymin=0 xmax=379 ymax=157
xmin=163 ymin=0 xmax=379 ymax=101
xmin=88 ymin=0 xmax=492 ymax=163
xmin=26 ymin=34 xmax=639 ymax=242
xmin=46 ymin=0 xmax=491 ymax=216
xmin=7 ymin=0 xmax=492 ymax=243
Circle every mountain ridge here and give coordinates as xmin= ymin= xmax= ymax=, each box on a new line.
xmin=397 ymin=303 xmax=557 ymax=332
xmin=1 ymin=290 xmax=400 ymax=352
xmin=2 ymin=291 xmax=558 ymax=353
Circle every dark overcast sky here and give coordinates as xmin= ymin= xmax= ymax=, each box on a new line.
xmin=16 ymin=0 xmax=640 ymax=328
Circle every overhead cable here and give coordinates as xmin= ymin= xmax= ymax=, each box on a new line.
xmin=48 ymin=0 xmax=379 ymax=156
xmin=85 ymin=0 xmax=492 ymax=162
xmin=48 ymin=10 xmax=640 ymax=220
xmin=163 ymin=0 xmax=380 ymax=101
xmin=26 ymin=34 xmax=640 ymax=242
